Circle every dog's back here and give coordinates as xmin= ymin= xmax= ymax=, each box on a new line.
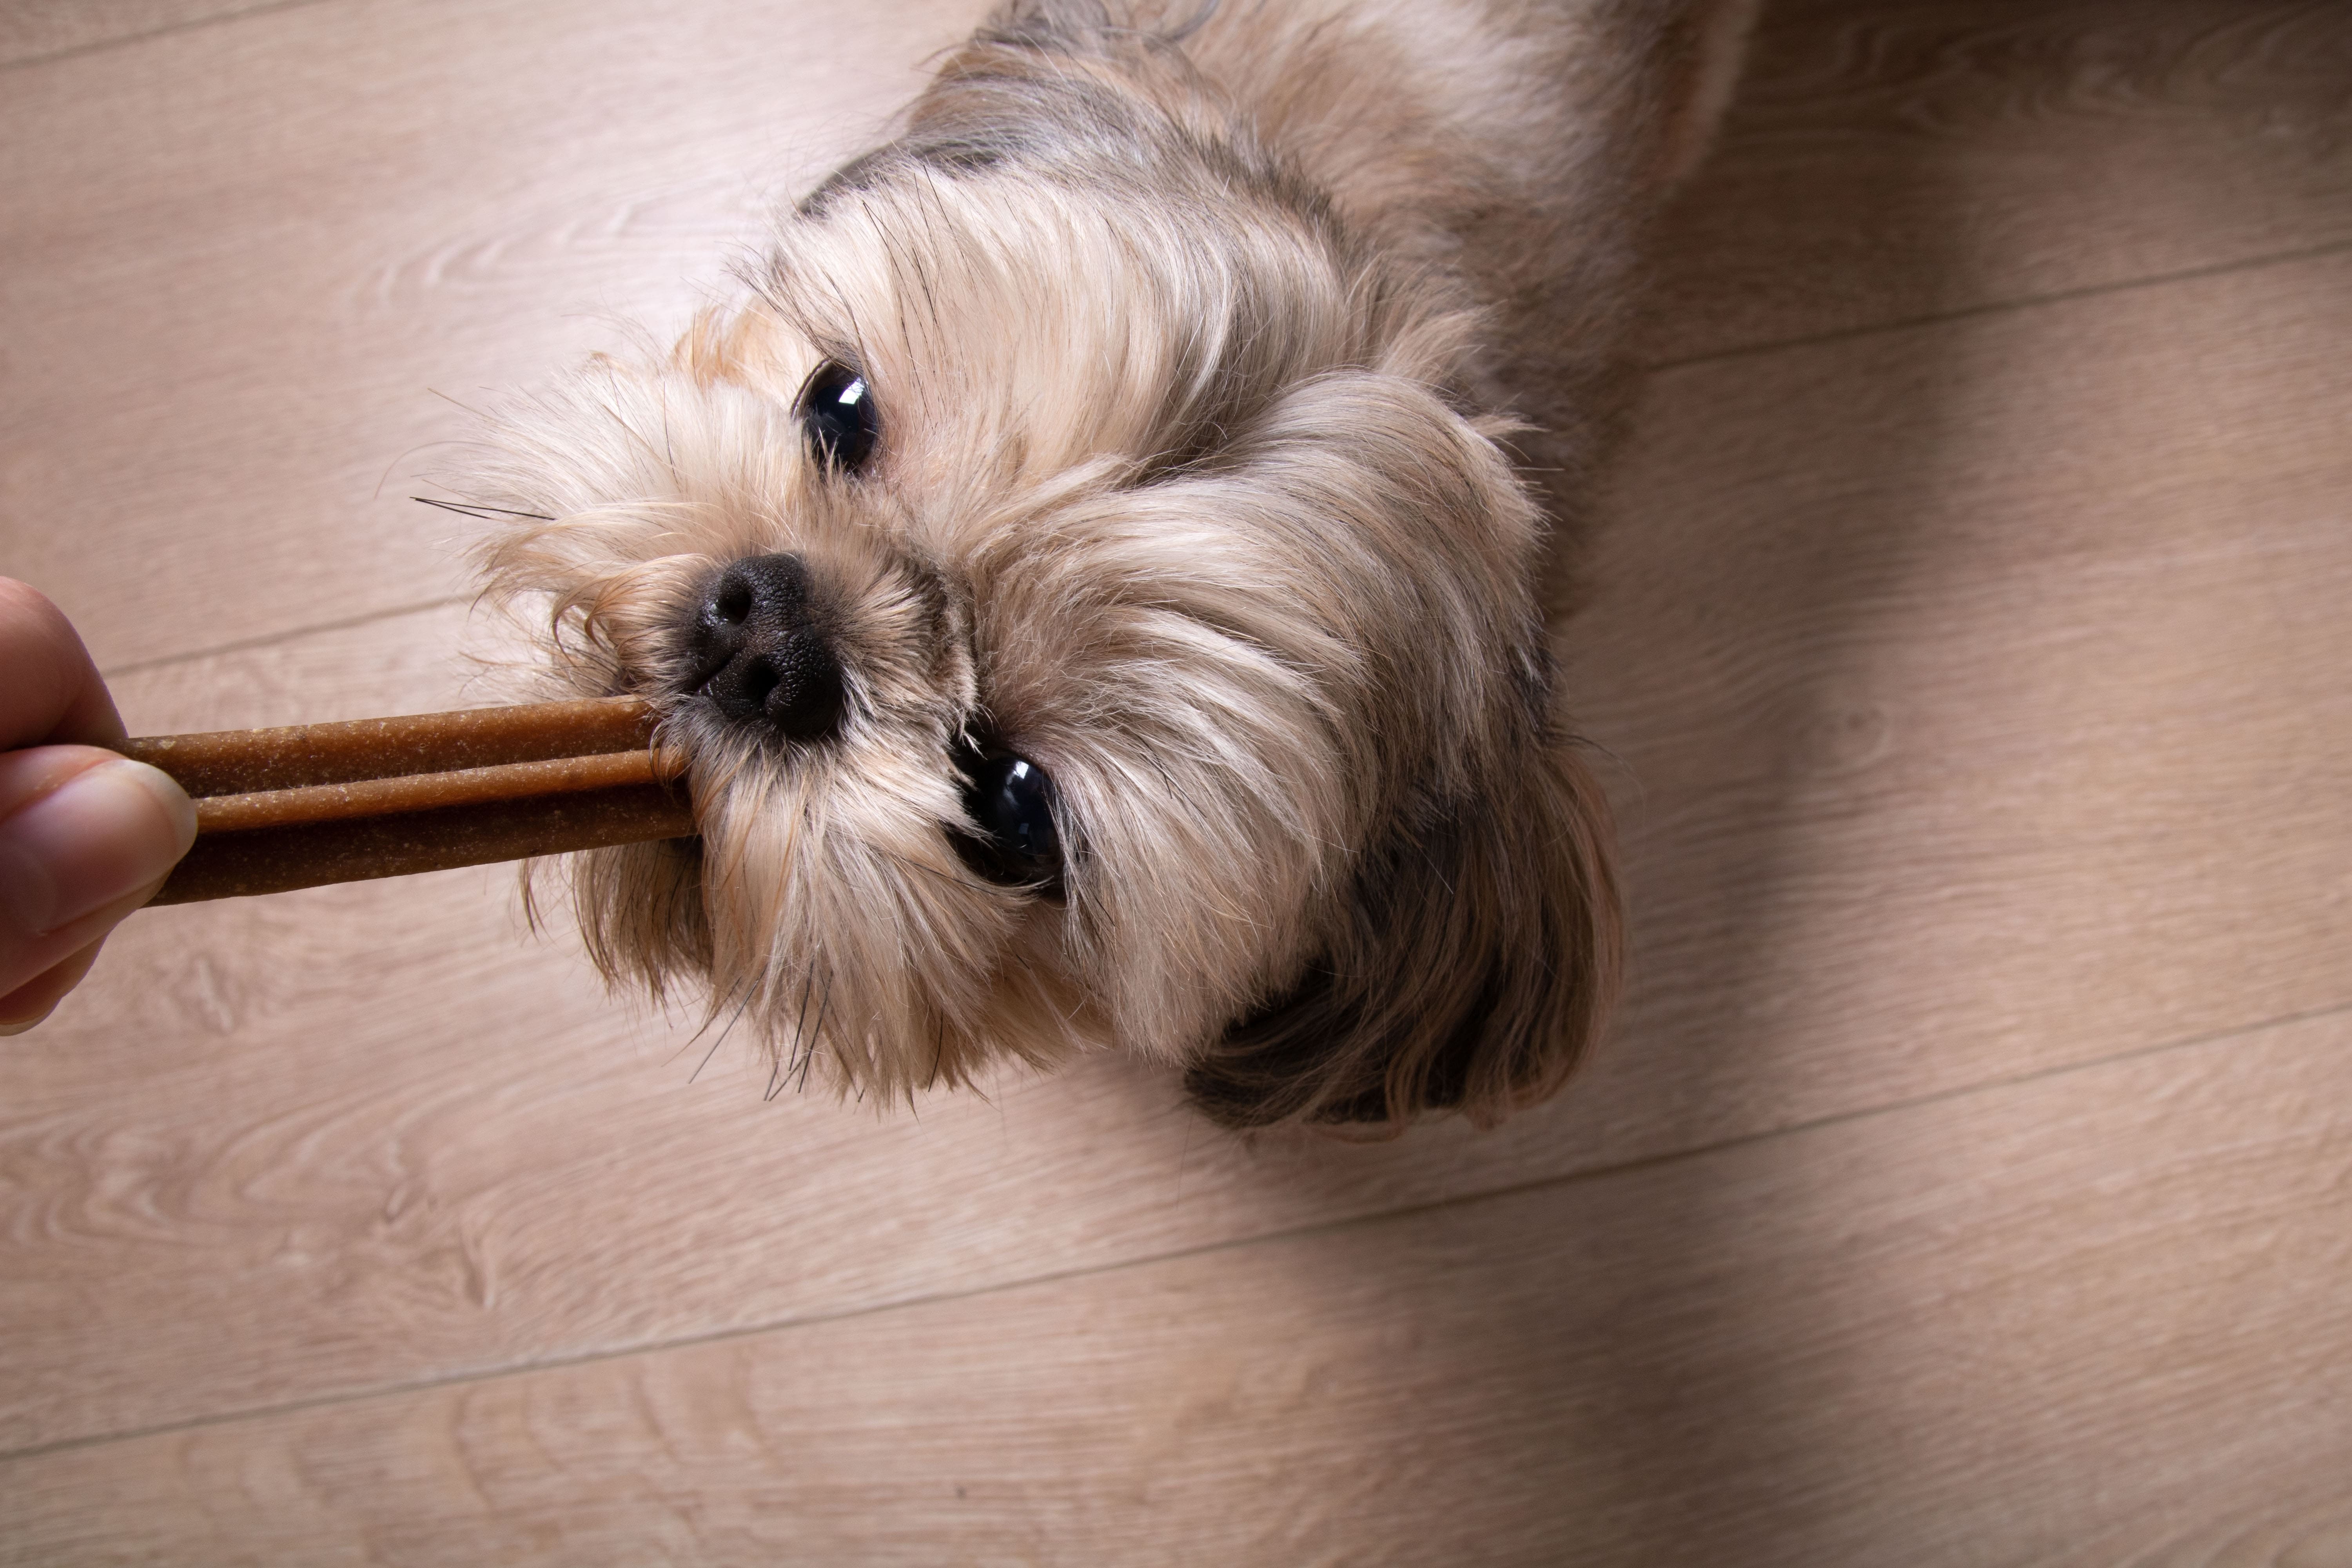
xmin=942 ymin=0 xmax=1759 ymax=602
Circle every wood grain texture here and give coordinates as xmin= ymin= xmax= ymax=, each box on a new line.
xmin=4 ymin=0 xmax=2346 ymax=672
xmin=0 ymin=0 xmax=305 ymax=69
xmin=1643 ymin=0 xmax=2352 ymax=362
xmin=0 ymin=0 xmax=993 ymax=671
xmin=2 ymin=0 xmax=2350 ymax=1557
xmin=3 ymin=247 xmax=2347 ymax=1460
xmin=1572 ymin=247 xmax=2352 ymax=1147
xmin=7 ymin=1011 xmax=2350 ymax=1564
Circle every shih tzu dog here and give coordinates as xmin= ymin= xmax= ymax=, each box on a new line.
xmin=467 ymin=0 xmax=1755 ymax=1128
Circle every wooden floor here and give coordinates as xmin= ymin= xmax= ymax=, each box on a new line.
xmin=4 ymin=1 xmax=2350 ymax=1561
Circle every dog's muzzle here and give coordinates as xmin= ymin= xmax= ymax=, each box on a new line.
xmin=685 ymin=552 xmax=845 ymax=742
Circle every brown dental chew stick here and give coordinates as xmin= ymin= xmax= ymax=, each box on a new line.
xmin=118 ymin=697 xmax=696 ymax=904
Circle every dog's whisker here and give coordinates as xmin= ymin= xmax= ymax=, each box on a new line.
xmin=689 ymin=985 xmax=756 ymax=1084
xmin=788 ymin=969 xmax=816 ymax=1075
xmin=412 ymin=496 xmax=557 ymax=522
xmin=798 ymin=974 xmax=833 ymax=1098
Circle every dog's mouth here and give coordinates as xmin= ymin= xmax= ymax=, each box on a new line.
xmin=658 ymin=578 xmax=1066 ymax=903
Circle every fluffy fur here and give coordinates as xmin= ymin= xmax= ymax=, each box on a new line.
xmin=468 ymin=0 xmax=1754 ymax=1128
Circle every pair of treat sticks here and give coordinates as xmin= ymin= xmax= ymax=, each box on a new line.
xmin=118 ymin=697 xmax=695 ymax=904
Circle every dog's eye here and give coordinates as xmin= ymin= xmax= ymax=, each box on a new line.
xmin=800 ymin=361 xmax=879 ymax=474
xmin=958 ymin=751 xmax=1062 ymax=892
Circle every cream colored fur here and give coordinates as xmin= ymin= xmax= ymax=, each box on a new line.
xmin=469 ymin=0 xmax=1755 ymax=1128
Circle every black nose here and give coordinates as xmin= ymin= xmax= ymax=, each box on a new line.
xmin=686 ymin=553 xmax=845 ymax=741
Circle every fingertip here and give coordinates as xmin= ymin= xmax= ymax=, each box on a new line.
xmin=110 ymin=758 xmax=200 ymax=860
xmin=0 ymin=935 xmax=107 ymax=1034
xmin=0 ymin=758 xmax=194 ymax=936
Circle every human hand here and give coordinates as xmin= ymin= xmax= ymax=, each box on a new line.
xmin=0 ymin=579 xmax=196 ymax=1034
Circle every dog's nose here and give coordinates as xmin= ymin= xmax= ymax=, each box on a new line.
xmin=687 ymin=553 xmax=845 ymax=741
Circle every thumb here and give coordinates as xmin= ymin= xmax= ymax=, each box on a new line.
xmin=0 ymin=747 xmax=197 ymax=1022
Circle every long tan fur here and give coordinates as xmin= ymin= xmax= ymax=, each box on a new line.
xmin=470 ymin=0 xmax=1755 ymax=1128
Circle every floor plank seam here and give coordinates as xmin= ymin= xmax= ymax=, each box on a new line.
xmin=70 ymin=234 xmax=2352 ymax=682
xmin=1642 ymin=235 xmax=2352 ymax=375
xmin=7 ymin=995 xmax=2346 ymax=1471
xmin=0 ymin=0 xmax=341 ymax=75
xmin=98 ymin=593 xmax=472 ymax=682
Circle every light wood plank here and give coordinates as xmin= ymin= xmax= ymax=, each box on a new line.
xmin=0 ymin=0 xmax=298 ymax=70
xmin=0 ymin=0 xmax=993 ymax=670
xmin=7 ymin=1009 xmax=2350 ymax=1564
xmin=1572 ymin=247 xmax=2352 ymax=1144
xmin=7 ymin=0 xmax=2350 ymax=673
xmin=7 ymin=2 xmax=2352 ymax=1540
xmin=4 ymin=248 xmax=2347 ymax=1456
xmin=1645 ymin=0 xmax=2352 ymax=361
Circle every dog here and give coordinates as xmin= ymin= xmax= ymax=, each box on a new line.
xmin=464 ymin=0 xmax=1755 ymax=1129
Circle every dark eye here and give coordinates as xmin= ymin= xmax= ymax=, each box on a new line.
xmin=957 ymin=750 xmax=1063 ymax=893
xmin=800 ymin=360 xmax=879 ymax=474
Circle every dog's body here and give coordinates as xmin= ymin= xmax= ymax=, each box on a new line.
xmin=472 ymin=0 xmax=1754 ymax=1128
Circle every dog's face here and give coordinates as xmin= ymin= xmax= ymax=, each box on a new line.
xmin=473 ymin=60 xmax=1619 ymax=1128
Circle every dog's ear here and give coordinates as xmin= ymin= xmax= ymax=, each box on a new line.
xmin=1183 ymin=698 xmax=1622 ymax=1132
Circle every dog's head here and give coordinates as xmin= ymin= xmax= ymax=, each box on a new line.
xmin=470 ymin=26 xmax=1619 ymax=1128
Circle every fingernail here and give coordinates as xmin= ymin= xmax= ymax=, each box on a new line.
xmin=0 ymin=759 xmax=197 ymax=936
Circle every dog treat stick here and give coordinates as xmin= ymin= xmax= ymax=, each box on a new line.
xmin=118 ymin=697 xmax=695 ymax=905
